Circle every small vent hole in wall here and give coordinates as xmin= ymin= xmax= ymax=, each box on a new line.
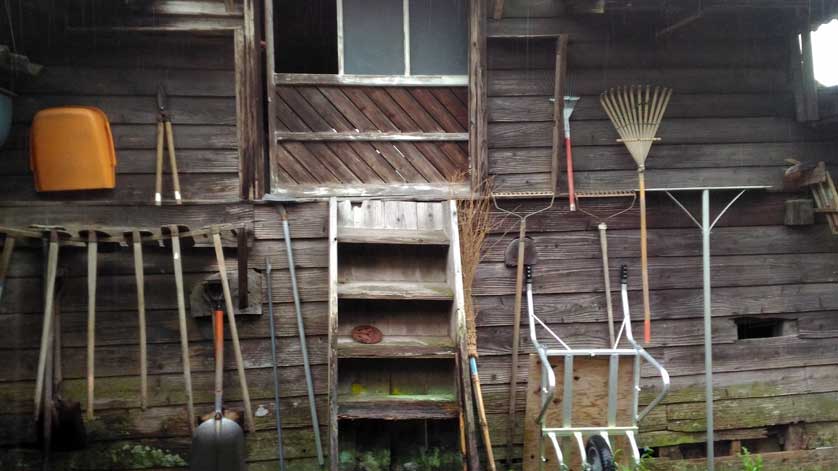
xmin=735 ymin=317 xmax=797 ymax=340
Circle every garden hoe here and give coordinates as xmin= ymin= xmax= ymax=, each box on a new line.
xmin=190 ymin=305 xmax=246 ymax=471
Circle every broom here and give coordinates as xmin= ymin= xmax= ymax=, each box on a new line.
xmin=600 ymin=85 xmax=672 ymax=343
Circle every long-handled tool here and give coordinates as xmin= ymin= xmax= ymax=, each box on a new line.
xmin=34 ymin=230 xmax=59 ymax=420
xmin=154 ymin=84 xmax=182 ymax=206
xmin=563 ymin=95 xmax=580 ymax=211
xmin=501 ymin=232 xmax=540 ymax=468
xmin=0 ymin=235 xmax=15 ymax=303
xmin=190 ymin=306 xmax=246 ymax=471
xmin=131 ymin=230 xmax=149 ymax=409
xmin=266 ymin=257 xmax=287 ymax=471
xmin=85 ymin=230 xmax=98 ymax=420
xmin=211 ymin=226 xmax=255 ymax=432
xmin=469 ymin=357 xmax=495 ymax=471
xmin=278 ymin=207 xmax=324 ymax=466
xmin=169 ymin=225 xmax=196 ymax=431
xmin=600 ymin=85 xmax=672 ymax=343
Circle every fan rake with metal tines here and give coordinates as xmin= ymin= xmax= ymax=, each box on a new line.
xmin=600 ymin=85 xmax=672 ymax=344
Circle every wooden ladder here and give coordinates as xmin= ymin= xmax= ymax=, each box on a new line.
xmin=328 ymin=199 xmax=478 ymax=470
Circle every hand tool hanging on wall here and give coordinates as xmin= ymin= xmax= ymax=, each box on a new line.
xmin=265 ymin=257 xmax=288 ymax=471
xmin=190 ymin=304 xmax=246 ymax=471
xmin=0 ymin=235 xmax=15 ymax=303
xmin=492 ymin=194 xmax=553 ymax=468
xmin=154 ymin=85 xmax=182 ymax=206
xmin=84 ymin=230 xmax=98 ymax=420
xmin=34 ymin=230 xmax=59 ymax=420
xmin=131 ymin=230 xmax=149 ymax=409
xmin=211 ymin=226 xmax=255 ymax=432
xmin=576 ymin=192 xmax=637 ymax=347
xmin=168 ymin=225 xmax=196 ymax=431
xmin=600 ymin=85 xmax=672 ymax=343
xmin=278 ymin=206 xmax=325 ymax=466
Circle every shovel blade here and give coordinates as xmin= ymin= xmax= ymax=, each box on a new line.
xmin=504 ymin=236 xmax=538 ymax=267
xmin=191 ymin=417 xmax=247 ymax=471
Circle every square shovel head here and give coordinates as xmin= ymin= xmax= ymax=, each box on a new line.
xmin=504 ymin=236 xmax=538 ymax=267
xmin=190 ymin=417 xmax=247 ymax=471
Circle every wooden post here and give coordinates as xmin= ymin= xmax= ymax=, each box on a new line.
xmin=469 ymin=0 xmax=488 ymax=191
xmin=264 ymin=0 xmax=279 ymax=193
xmin=551 ymin=35 xmax=569 ymax=195
xmin=327 ymin=199 xmax=339 ymax=471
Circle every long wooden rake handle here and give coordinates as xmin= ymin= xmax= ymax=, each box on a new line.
xmin=639 ymin=172 xmax=652 ymax=343
xmin=471 ymin=357 xmax=496 ymax=471
xmin=505 ymin=220 xmax=527 ymax=468
xmin=212 ymin=230 xmax=255 ymax=432
xmin=132 ymin=231 xmax=148 ymax=410
xmin=34 ymin=232 xmax=59 ymax=420
xmin=87 ymin=232 xmax=98 ymax=420
xmin=599 ymin=223 xmax=615 ymax=346
xmin=170 ymin=227 xmax=195 ymax=431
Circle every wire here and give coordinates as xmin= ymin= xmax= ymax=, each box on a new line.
xmin=576 ymin=192 xmax=637 ymax=222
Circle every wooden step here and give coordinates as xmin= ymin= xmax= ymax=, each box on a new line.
xmin=337 ymin=336 xmax=456 ymax=359
xmin=338 ymin=227 xmax=449 ymax=246
xmin=338 ymin=394 xmax=459 ymax=420
xmin=338 ymin=281 xmax=453 ymax=300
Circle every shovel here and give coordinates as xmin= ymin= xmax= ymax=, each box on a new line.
xmin=190 ymin=308 xmax=246 ymax=471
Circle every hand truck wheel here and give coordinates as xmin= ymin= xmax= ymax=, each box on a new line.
xmin=585 ymin=435 xmax=615 ymax=471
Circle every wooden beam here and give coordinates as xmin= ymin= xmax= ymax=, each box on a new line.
xmin=263 ymin=183 xmax=472 ymax=201
xmin=275 ymin=131 xmax=468 ymax=142
xmin=265 ymin=0 xmax=278 ymax=195
xmin=469 ymin=0 xmax=488 ymax=190
xmin=493 ymin=0 xmax=504 ymax=19
xmin=274 ymin=73 xmax=468 ymax=87
xmin=551 ymin=35 xmax=569 ymax=196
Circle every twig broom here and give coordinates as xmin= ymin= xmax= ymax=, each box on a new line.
xmin=600 ymin=85 xmax=672 ymax=343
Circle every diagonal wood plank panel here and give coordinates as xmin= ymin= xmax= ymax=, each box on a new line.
xmin=272 ymin=85 xmax=469 ymax=186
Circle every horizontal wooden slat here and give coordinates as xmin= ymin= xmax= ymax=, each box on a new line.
xmin=275 ymin=73 xmax=468 ymax=87
xmin=275 ymin=131 xmax=468 ymax=142
xmin=337 ymin=336 xmax=456 ymax=359
xmin=337 ymin=228 xmax=449 ymax=245
xmin=338 ymin=281 xmax=453 ymax=300
xmin=338 ymin=395 xmax=459 ymax=420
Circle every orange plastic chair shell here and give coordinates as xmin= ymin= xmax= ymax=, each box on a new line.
xmin=30 ymin=106 xmax=117 ymax=192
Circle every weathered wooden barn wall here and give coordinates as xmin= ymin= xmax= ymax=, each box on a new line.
xmin=2 ymin=1 xmax=838 ymax=470
xmin=479 ymin=3 xmax=838 ymax=467
xmin=272 ymin=85 xmax=470 ymax=185
xmin=0 ymin=21 xmax=334 ymax=469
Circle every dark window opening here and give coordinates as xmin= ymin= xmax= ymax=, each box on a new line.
xmin=275 ymin=0 xmax=338 ymax=74
xmin=735 ymin=317 xmax=796 ymax=340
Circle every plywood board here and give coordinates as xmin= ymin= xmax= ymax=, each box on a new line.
xmin=523 ymin=354 xmax=635 ymax=470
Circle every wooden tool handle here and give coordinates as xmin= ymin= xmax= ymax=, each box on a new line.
xmin=0 ymin=236 xmax=15 ymax=301
xmin=164 ymin=121 xmax=182 ymax=204
xmin=599 ymin=223 xmax=615 ymax=346
xmin=639 ymin=172 xmax=652 ymax=343
xmin=154 ymin=121 xmax=164 ymax=206
xmin=471 ymin=357 xmax=496 ymax=471
xmin=506 ymin=220 xmax=527 ymax=467
xmin=34 ymin=232 xmax=59 ymax=420
xmin=214 ymin=309 xmax=224 ymax=417
xmin=132 ymin=231 xmax=148 ymax=410
xmin=170 ymin=229 xmax=195 ymax=431
xmin=213 ymin=230 xmax=255 ymax=431
xmin=86 ymin=232 xmax=98 ymax=420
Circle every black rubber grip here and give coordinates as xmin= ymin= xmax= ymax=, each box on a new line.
xmin=620 ymin=264 xmax=628 ymax=284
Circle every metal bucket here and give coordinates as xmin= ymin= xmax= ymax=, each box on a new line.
xmin=0 ymin=88 xmax=12 ymax=148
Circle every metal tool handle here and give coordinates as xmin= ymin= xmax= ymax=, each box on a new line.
xmin=265 ymin=257 xmax=287 ymax=470
xmin=154 ymin=122 xmax=164 ymax=206
xmin=214 ymin=309 xmax=224 ymax=419
xmin=621 ymin=264 xmax=628 ymax=285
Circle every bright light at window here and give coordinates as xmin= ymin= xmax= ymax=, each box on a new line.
xmin=812 ymin=19 xmax=838 ymax=87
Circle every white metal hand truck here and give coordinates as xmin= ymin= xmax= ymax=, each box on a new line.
xmin=529 ymin=264 xmax=670 ymax=470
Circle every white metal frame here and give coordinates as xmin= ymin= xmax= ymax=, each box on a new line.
xmin=529 ymin=264 xmax=670 ymax=470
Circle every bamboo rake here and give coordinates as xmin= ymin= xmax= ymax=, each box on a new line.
xmin=600 ymin=85 xmax=671 ymax=343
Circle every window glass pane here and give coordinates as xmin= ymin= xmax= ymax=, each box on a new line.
xmin=409 ymin=0 xmax=467 ymax=75
xmin=275 ymin=0 xmax=337 ymax=73
xmin=343 ymin=0 xmax=405 ymax=75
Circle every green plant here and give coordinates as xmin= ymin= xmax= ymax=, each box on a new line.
xmin=110 ymin=444 xmax=186 ymax=468
xmin=614 ymin=448 xmax=654 ymax=471
xmin=737 ymin=447 xmax=763 ymax=471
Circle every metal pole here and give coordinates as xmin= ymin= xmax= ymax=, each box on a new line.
xmin=265 ymin=258 xmax=287 ymax=471
xmin=701 ymin=189 xmax=714 ymax=470
xmin=282 ymin=218 xmax=325 ymax=466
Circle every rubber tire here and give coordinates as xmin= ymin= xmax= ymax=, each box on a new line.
xmin=585 ymin=435 xmax=616 ymax=471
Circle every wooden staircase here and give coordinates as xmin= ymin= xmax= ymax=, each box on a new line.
xmin=327 ymin=199 xmax=478 ymax=470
